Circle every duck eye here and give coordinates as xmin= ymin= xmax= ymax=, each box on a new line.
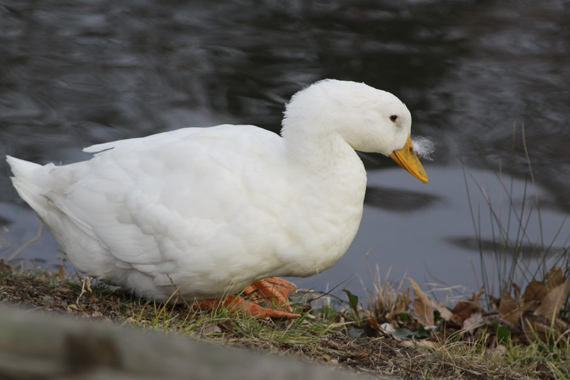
xmin=390 ymin=115 xmax=398 ymax=122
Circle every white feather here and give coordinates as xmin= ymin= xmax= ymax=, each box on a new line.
xmin=412 ymin=136 xmax=436 ymax=161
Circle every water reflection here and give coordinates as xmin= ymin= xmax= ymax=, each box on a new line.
xmin=364 ymin=186 xmax=440 ymax=212
xmin=1 ymin=0 xmax=568 ymax=296
xmin=448 ymin=236 xmax=567 ymax=259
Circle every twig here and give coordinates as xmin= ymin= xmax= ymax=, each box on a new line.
xmin=76 ymin=276 xmax=93 ymax=304
xmin=7 ymin=225 xmax=43 ymax=262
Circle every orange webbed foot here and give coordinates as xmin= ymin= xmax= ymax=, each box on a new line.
xmin=198 ymin=295 xmax=299 ymax=319
xmin=197 ymin=277 xmax=299 ymax=318
xmin=243 ymin=277 xmax=297 ymax=311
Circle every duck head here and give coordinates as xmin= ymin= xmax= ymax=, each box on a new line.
xmin=282 ymin=79 xmax=428 ymax=183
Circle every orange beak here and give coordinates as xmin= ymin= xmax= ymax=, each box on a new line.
xmin=389 ymin=135 xmax=428 ymax=183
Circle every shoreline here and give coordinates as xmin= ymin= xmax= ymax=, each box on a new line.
xmin=1 ymin=261 xmax=568 ymax=380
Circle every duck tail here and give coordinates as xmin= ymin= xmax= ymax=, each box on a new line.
xmin=6 ymin=155 xmax=53 ymax=214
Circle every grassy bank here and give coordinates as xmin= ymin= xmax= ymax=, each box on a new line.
xmin=1 ymin=261 xmax=568 ymax=380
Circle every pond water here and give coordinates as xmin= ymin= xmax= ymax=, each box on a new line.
xmin=1 ymin=0 xmax=569 ymax=300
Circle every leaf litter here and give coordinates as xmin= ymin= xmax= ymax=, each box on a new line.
xmin=364 ymin=267 xmax=570 ymax=347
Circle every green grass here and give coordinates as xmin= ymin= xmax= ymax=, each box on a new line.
xmin=426 ymin=336 xmax=569 ymax=379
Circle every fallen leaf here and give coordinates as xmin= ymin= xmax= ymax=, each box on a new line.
xmin=462 ymin=311 xmax=483 ymax=331
xmin=520 ymin=268 xmax=566 ymax=315
xmin=452 ymin=288 xmax=484 ymax=316
xmin=489 ymin=294 xmax=500 ymax=308
xmin=534 ymin=281 xmax=570 ymax=319
xmin=545 ymin=267 xmax=564 ymax=288
xmin=408 ymin=278 xmax=433 ymax=326
xmin=364 ymin=316 xmax=381 ymax=331
xmin=522 ymin=268 xmax=562 ymax=302
xmin=431 ymin=300 xmax=453 ymax=321
xmin=522 ymin=279 xmax=548 ymax=305
xmin=385 ymin=300 xmax=406 ymax=321
xmin=497 ymin=290 xmax=521 ymax=325
xmin=380 ymin=322 xmax=396 ymax=333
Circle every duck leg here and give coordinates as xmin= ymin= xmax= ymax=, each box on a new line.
xmin=243 ymin=277 xmax=297 ymax=311
xmin=197 ymin=277 xmax=299 ymax=318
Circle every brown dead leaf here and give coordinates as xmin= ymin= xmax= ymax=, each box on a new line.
xmin=452 ymin=300 xmax=484 ymax=316
xmin=385 ymin=300 xmax=407 ymax=321
xmin=522 ymin=278 xmax=548 ymax=305
xmin=534 ymin=281 xmax=570 ymax=319
xmin=452 ymin=287 xmax=484 ymax=316
xmin=408 ymin=278 xmax=433 ymax=326
xmin=472 ymin=287 xmax=484 ymax=303
xmin=520 ymin=267 xmax=568 ymax=316
xmin=497 ymin=290 xmax=521 ymax=325
xmin=545 ymin=267 xmax=564 ymax=287
xmin=489 ymin=294 xmax=500 ymax=308
xmin=365 ymin=316 xmax=381 ymax=332
xmin=431 ymin=300 xmax=453 ymax=321
xmin=446 ymin=290 xmax=484 ymax=329
xmin=462 ymin=311 xmax=483 ymax=331
xmin=523 ymin=267 xmax=563 ymax=305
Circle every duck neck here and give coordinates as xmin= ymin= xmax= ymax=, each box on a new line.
xmin=282 ymin=126 xmax=367 ymax=194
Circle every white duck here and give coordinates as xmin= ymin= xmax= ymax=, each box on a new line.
xmin=7 ymin=79 xmax=427 ymax=318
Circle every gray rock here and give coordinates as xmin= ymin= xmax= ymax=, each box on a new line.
xmin=0 ymin=305 xmax=394 ymax=380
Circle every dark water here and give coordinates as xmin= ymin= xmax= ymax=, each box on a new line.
xmin=1 ymin=0 xmax=569 ymax=299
